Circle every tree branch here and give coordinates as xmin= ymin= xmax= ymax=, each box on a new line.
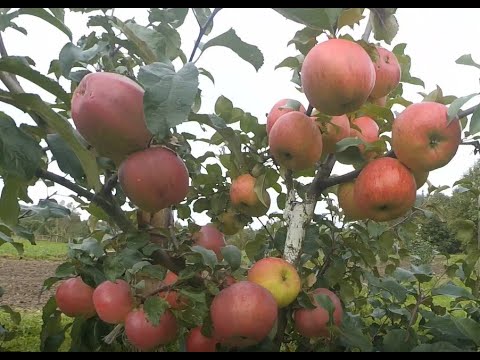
xmin=458 ymin=103 xmax=479 ymax=119
xmin=308 ymin=154 xmax=337 ymax=197
xmin=362 ymin=12 xmax=373 ymax=42
xmin=189 ymin=8 xmax=222 ymax=62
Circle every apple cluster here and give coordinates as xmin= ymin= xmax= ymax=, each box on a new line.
xmin=266 ymin=38 xmax=461 ymax=222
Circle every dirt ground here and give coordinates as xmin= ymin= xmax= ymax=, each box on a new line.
xmin=0 ymin=258 xmax=62 ymax=310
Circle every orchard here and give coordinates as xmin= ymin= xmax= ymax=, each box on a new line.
xmin=0 ymin=7 xmax=480 ymax=352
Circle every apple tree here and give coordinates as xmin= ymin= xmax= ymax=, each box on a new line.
xmin=0 ymin=8 xmax=480 ymax=352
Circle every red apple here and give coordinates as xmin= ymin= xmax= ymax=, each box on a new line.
xmin=92 ymin=279 xmax=133 ymax=324
xmin=158 ymin=271 xmax=188 ymax=310
xmin=269 ymin=111 xmax=323 ymax=171
xmin=125 ymin=308 xmax=178 ymax=351
xmin=294 ymin=288 xmax=343 ymax=338
xmin=186 ymin=326 xmax=217 ymax=352
xmin=247 ymin=257 xmax=301 ymax=308
xmin=210 ymin=281 xmax=278 ymax=348
xmin=266 ymin=99 xmax=306 ymax=134
xmin=118 ymin=146 xmax=190 ymax=213
xmin=55 ymin=277 xmax=96 ymax=318
xmin=71 ymin=72 xmax=152 ymax=165
xmin=370 ymin=95 xmax=387 ymax=107
xmin=337 ymin=181 xmax=367 ymax=221
xmin=370 ymin=47 xmax=401 ymax=99
xmin=350 ymin=116 xmax=381 ymax=159
xmin=392 ymin=102 xmax=461 ymax=172
xmin=318 ymin=115 xmax=351 ymax=154
xmin=301 ymin=38 xmax=376 ymax=116
xmin=192 ymin=224 xmax=226 ymax=260
xmin=230 ymin=174 xmax=270 ymax=217
xmin=354 ymin=157 xmax=417 ymax=222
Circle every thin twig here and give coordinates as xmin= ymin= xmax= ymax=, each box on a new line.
xmin=103 ymin=173 xmax=118 ymax=195
xmin=257 ymin=217 xmax=274 ymax=244
xmin=189 ymin=8 xmax=222 ymax=62
xmin=362 ymin=12 xmax=373 ymax=42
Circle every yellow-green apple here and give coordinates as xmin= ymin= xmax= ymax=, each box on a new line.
xmin=186 ymin=326 xmax=218 ymax=352
xmin=370 ymin=47 xmax=401 ymax=99
xmin=71 ymin=72 xmax=152 ymax=165
xmin=269 ymin=111 xmax=323 ymax=171
xmin=158 ymin=271 xmax=188 ymax=310
xmin=294 ymin=288 xmax=343 ymax=338
xmin=317 ymin=115 xmax=351 ymax=154
xmin=392 ymin=102 xmax=461 ymax=172
xmin=337 ymin=181 xmax=367 ymax=221
xmin=92 ymin=279 xmax=133 ymax=324
xmin=192 ymin=224 xmax=226 ymax=260
xmin=125 ymin=308 xmax=178 ymax=351
xmin=354 ymin=157 xmax=417 ymax=222
xmin=229 ymin=173 xmax=270 ymax=217
xmin=301 ymin=38 xmax=376 ymax=116
xmin=215 ymin=208 xmax=245 ymax=235
xmin=412 ymin=169 xmax=429 ymax=189
xmin=266 ymin=99 xmax=306 ymax=134
xmin=247 ymin=257 xmax=301 ymax=308
xmin=350 ymin=116 xmax=381 ymax=160
xmin=55 ymin=277 xmax=96 ymax=318
xmin=210 ymin=281 xmax=278 ymax=348
xmin=118 ymin=147 xmax=190 ymax=213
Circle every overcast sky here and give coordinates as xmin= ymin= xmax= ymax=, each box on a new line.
xmin=1 ymin=8 xmax=479 ymax=227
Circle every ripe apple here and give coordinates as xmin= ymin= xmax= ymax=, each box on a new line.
xmin=392 ymin=102 xmax=461 ymax=172
xmin=294 ymin=288 xmax=343 ymax=338
xmin=215 ymin=209 xmax=245 ymax=235
xmin=369 ymin=95 xmax=387 ymax=107
xmin=55 ymin=276 xmax=96 ymax=318
xmin=71 ymin=72 xmax=152 ymax=165
xmin=337 ymin=181 xmax=367 ymax=221
xmin=230 ymin=173 xmax=270 ymax=217
xmin=350 ymin=116 xmax=380 ymax=159
xmin=125 ymin=308 xmax=178 ymax=351
xmin=210 ymin=281 xmax=278 ymax=348
xmin=266 ymin=99 xmax=306 ymax=134
xmin=301 ymin=38 xmax=376 ymax=116
xmin=192 ymin=224 xmax=226 ymax=260
xmin=118 ymin=146 xmax=190 ymax=213
xmin=370 ymin=47 xmax=401 ymax=99
xmin=247 ymin=257 xmax=301 ymax=308
xmin=92 ymin=279 xmax=133 ymax=324
xmin=318 ymin=115 xmax=351 ymax=154
xmin=412 ymin=169 xmax=429 ymax=189
xmin=354 ymin=157 xmax=417 ymax=222
xmin=186 ymin=326 xmax=218 ymax=352
xmin=269 ymin=111 xmax=323 ymax=171
xmin=158 ymin=271 xmax=188 ymax=310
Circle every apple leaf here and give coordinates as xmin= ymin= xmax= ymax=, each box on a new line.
xmin=338 ymin=323 xmax=373 ymax=352
xmin=201 ymin=28 xmax=264 ymax=72
xmin=370 ymin=9 xmax=399 ymax=45
xmin=0 ymin=305 xmax=21 ymax=325
xmin=468 ymin=106 xmax=480 ymax=135
xmin=192 ymin=8 xmax=213 ymax=36
xmin=357 ymin=103 xmax=394 ymax=123
xmin=313 ymin=294 xmax=335 ymax=326
xmin=431 ymin=282 xmax=474 ymax=299
xmin=253 ymin=173 xmax=269 ymax=208
xmin=148 ymin=8 xmax=189 ymax=28
xmin=453 ymin=317 xmax=480 ymax=346
xmin=245 ymin=234 xmax=267 ymax=262
xmin=287 ymin=27 xmax=322 ymax=55
xmin=220 ymin=245 xmax=242 ymax=271
xmin=198 ymin=67 xmax=215 ymax=85
xmin=139 ymin=62 xmax=199 ymax=140
xmin=278 ymin=99 xmax=303 ymax=111
xmin=450 ymin=219 xmax=476 ymax=244
xmin=144 ymin=296 xmax=169 ymax=327
xmin=273 ymin=8 xmax=343 ymax=33
xmin=58 ymin=41 xmax=108 ymax=78
xmin=382 ymin=329 xmax=416 ymax=352
xmin=191 ymin=245 xmax=218 ymax=269
xmin=0 ymin=176 xmax=20 ymax=227
xmin=275 ymin=55 xmax=302 ymax=71
xmin=447 ymin=93 xmax=479 ymax=123
xmin=337 ymin=8 xmax=365 ymax=30
xmin=455 ymin=54 xmax=480 ymax=70
xmin=46 ymin=133 xmax=85 ymax=182
xmin=411 ymin=342 xmax=465 ymax=352
xmin=18 ymin=8 xmax=72 ymax=40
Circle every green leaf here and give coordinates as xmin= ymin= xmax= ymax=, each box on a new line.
xmin=144 ymin=296 xmax=169 ymax=326
xmin=23 ymin=199 xmax=71 ymax=219
xmin=202 ymin=28 xmax=264 ymax=72
xmin=450 ymin=219 xmax=476 ymax=243
xmin=58 ymin=41 xmax=108 ymax=78
xmin=357 ymin=102 xmax=394 ymax=123
xmin=453 ymin=317 xmax=480 ymax=346
xmin=138 ymin=62 xmax=199 ymax=140
xmin=337 ymin=8 xmax=365 ymax=30
xmin=5 ymin=93 xmax=101 ymax=190
xmin=455 ymin=54 xmax=480 ymax=70
xmin=370 ymin=9 xmax=399 ymax=44
xmin=148 ymin=8 xmax=189 ymax=28
xmin=214 ymin=95 xmax=233 ymax=119
xmin=431 ymin=282 xmax=474 ymax=299
xmin=245 ymin=234 xmax=266 ymax=262
xmin=70 ymin=238 xmax=105 ymax=258
xmin=314 ymin=294 xmax=335 ymax=325
xmin=335 ymin=137 xmax=364 ymax=153
xmin=447 ymin=93 xmax=479 ymax=122
xmin=273 ymin=8 xmax=343 ymax=33
xmin=382 ymin=329 xmax=415 ymax=352
xmin=192 ymin=8 xmax=213 ymax=36
xmin=339 ymin=325 xmax=373 ymax=352
xmin=411 ymin=342 xmax=465 ymax=352
xmin=46 ymin=133 xmax=85 ymax=181
xmin=253 ymin=173 xmax=269 ymax=208
xmin=191 ymin=245 xmax=218 ymax=269
xmin=48 ymin=8 xmax=64 ymax=22
xmin=303 ymin=225 xmax=320 ymax=255
xmin=198 ymin=67 xmax=215 ymax=84
xmin=393 ymin=268 xmax=415 ymax=282
xmin=410 ymin=264 xmax=433 ymax=283
xmin=287 ymin=27 xmax=321 ymax=55
xmin=18 ymin=8 xmax=72 ymax=40
xmin=469 ymin=106 xmax=480 ymax=135
xmin=273 ymin=226 xmax=287 ymax=252
xmin=0 ymin=176 xmax=20 ymax=226
xmin=0 ymin=112 xmax=43 ymax=181
xmin=220 ymin=245 xmax=241 ymax=271
xmin=275 ymin=56 xmax=301 ymax=71
xmin=0 ymin=56 xmax=70 ymax=105
xmin=55 ymin=263 xmax=76 ymax=278
xmin=0 ymin=305 xmax=21 ymax=325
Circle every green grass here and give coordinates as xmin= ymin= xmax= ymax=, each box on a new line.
xmin=0 ymin=239 xmax=67 ymax=261
xmin=0 ymin=310 xmax=72 ymax=352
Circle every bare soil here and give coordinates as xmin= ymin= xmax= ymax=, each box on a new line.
xmin=0 ymin=258 xmax=62 ymax=310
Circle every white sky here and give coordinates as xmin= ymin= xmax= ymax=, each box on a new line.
xmin=1 ymin=8 xmax=479 ymax=228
